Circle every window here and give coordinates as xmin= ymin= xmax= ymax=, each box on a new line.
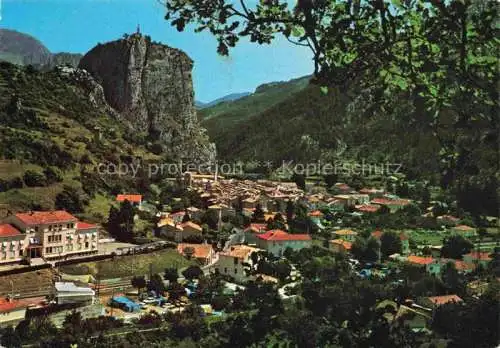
xmin=49 ymin=225 xmax=52 ymax=232
xmin=48 ymin=235 xmax=62 ymax=243
xmin=34 ymin=226 xmax=39 ymax=232
xmin=46 ymin=247 xmax=52 ymax=254
xmin=233 ymin=257 xmax=238 ymax=265
xmin=234 ymin=268 xmax=238 ymax=274
xmin=85 ymin=242 xmax=89 ymax=248
xmin=224 ymin=267 xmax=228 ymax=274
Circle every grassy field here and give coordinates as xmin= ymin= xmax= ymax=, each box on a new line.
xmin=83 ymin=193 xmax=115 ymax=223
xmin=405 ymin=229 xmax=446 ymax=246
xmin=60 ymin=249 xmax=194 ymax=279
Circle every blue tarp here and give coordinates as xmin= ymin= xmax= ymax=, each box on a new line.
xmin=111 ymin=296 xmax=141 ymax=312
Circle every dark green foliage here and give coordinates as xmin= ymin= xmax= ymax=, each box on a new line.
xmin=55 ymin=185 xmax=87 ymax=213
xmin=380 ymin=232 xmax=402 ymax=259
xmin=251 ymin=203 xmax=265 ymax=223
xmin=131 ymin=275 xmax=147 ymax=292
xmin=164 ymin=267 xmax=179 ymax=283
xmin=43 ymin=166 xmax=63 ymax=184
xmin=182 ymin=265 xmax=203 ymax=280
xmin=106 ymin=200 xmax=135 ymax=242
xmin=441 ymin=235 xmax=474 ymax=259
xmin=23 ymin=169 xmax=46 ymax=187
xmin=147 ymin=273 xmax=166 ymax=294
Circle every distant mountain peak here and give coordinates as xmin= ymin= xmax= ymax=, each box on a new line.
xmin=0 ymin=28 xmax=82 ymax=68
xmin=196 ymin=92 xmax=252 ymax=109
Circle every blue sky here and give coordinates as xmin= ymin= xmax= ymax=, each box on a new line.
xmin=0 ymin=0 xmax=313 ymax=102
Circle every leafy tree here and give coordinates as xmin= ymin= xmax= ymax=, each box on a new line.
xmin=131 ymin=276 xmax=147 ymax=294
xmin=109 ymin=200 xmax=135 ymax=242
xmin=164 ymin=267 xmax=179 ymax=284
xmin=62 ymin=310 xmax=83 ymax=336
xmin=166 ymin=304 xmax=207 ymax=341
xmin=43 ymin=166 xmax=63 ymax=184
xmin=441 ymin=262 xmax=465 ymax=296
xmin=274 ymin=260 xmax=292 ymax=282
xmin=147 ymin=274 xmax=165 ymax=294
xmin=182 ymin=246 xmax=195 ymax=259
xmin=380 ymin=232 xmax=402 ymax=259
xmin=285 ymin=200 xmax=295 ymax=222
xmin=182 ymin=209 xmax=191 ymax=223
xmin=291 ymin=173 xmax=306 ymax=191
xmin=182 ymin=265 xmax=203 ymax=280
xmin=23 ymin=169 xmax=46 ymax=187
xmin=168 ymin=281 xmax=187 ymax=306
xmin=55 ymin=185 xmax=87 ymax=213
xmin=441 ymin=235 xmax=474 ymax=259
xmin=252 ymin=203 xmax=265 ymax=222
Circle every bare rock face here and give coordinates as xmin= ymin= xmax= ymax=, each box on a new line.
xmin=79 ymin=33 xmax=215 ymax=162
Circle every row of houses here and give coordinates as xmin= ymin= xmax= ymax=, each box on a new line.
xmin=0 ymin=211 xmax=99 ymax=265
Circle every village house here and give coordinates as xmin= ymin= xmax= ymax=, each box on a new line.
xmin=1 ymin=211 xmax=98 ymax=264
xmin=451 ymin=225 xmax=477 ymax=238
xmin=359 ymin=187 xmax=385 ymax=199
xmin=329 ymin=239 xmax=352 ymax=254
xmin=371 ymin=197 xmax=411 ymax=213
xmin=160 ymin=221 xmax=203 ymax=242
xmin=211 ymin=245 xmax=261 ymax=283
xmin=355 ymin=204 xmax=381 ymax=214
xmin=244 ymin=223 xmax=268 ymax=244
xmin=177 ymin=243 xmax=216 ymax=266
xmin=463 ymin=251 xmax=492 ymax=267
xmin=255 ymin=230 xmax=312 ymax=257
xmin=0 ymin=297 xmax=45 ymax=327
xmin=116 ymin=194 xmax=142 ymax=207
xmin=55 ymin=282 xmax=95 ymax=305
xmin=406 ymin=256 xmax=441 ymax=276
xmin=419 ymin=295 xmax=463 ymax=310
xmin=331 ymin=183 xmax=353 ymax=194
xmin=333 ymin=229 xmax=358 ymax=242
xmin=436 ymin=215 xmax=460 ymax=227
xmin=0 ymin=224 xmax=27 ymax=265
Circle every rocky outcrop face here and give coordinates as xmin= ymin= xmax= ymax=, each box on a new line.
xmin=79 ymin=33 xmax=215 ymax=162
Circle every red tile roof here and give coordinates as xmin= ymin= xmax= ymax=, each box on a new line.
xmin=77 ymin=222 xmax=97 ymax=230
xmin=0 ymin=297 xmax=45 ymax=314
xmin=181 ymin=221 xmax=202 ymax=231
xmin=454 ymin=225 xmax=475 ymax=231
xmin=15 ymin=211 xmax=77 ymax=225
xmin=257 ymin=230 xmax=311 ymax=241
xmin=330 ymin=239 xmax=352 ymax=250
xmin=465 ymin=251 xmax=492 ymax=261
xmin=308 ymin=210 xmax=323 ymax=217
xmin=356 ymin=204 xmax=381 ymax=213
xmin=0 ymin=224 xmax=22 ymax=238
xmin=244 ymin=223 xmax=267 ymax=233
xmin=437 ymin=215 xmax=460 ymax=222
xmin=407 ymin=256 xmax=435 ymax=265
xmin=427 ymin=295 xmax=463 ymax=306
xmin=371 ymin=230 xmax=408 ymax=241
xmin=177 ymin=243 xmax=213 ymax=259
xmin=116 ymin=194 xmax=142 ymax=203
xmin=454 ymin=260 xmax=476 ymax=272
xmin=334 ymin=229 xmax=358 ymax=236
xmin=372 ymin=198 xmax=411 ymax=206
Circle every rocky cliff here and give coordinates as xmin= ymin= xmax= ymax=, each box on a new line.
xmin=79 ymin=33 xmax=215 ymax=162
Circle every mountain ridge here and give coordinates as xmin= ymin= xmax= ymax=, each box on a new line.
xmin=0 ymin=28 xmax=82 ymax=68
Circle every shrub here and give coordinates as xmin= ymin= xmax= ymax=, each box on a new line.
xmin=43 ymin=166 xmax=63 ymax=184
xmin=23 ymin=170 xmax=46 ymax=187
